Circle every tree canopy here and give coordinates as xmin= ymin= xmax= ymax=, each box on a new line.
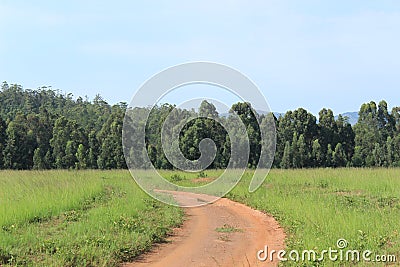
xmin=1 ymin=81 xmax=400 ymax=170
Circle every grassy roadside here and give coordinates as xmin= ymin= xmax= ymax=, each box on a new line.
xmin=228 ymin=169 xmax=400 ymax=266
xmin=167 ymin=168 xmax=400 ymax=266
xmin=2 ymin=169 xmax=399 ymax=266
xmin=0 ymin=170 xmax=183 ymax=266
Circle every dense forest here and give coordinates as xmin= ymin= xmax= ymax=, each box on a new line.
xmin=1 ymin=81 xmax=400 ymax=170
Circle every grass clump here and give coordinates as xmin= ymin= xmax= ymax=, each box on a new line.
xmin=0 ymin=170 xmax=183 ymax=267
xmin=215 ymin=224 xmax=242 ymax=233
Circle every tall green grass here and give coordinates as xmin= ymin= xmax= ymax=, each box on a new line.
xmin=0 ymin=170 xmax=105 ymax=227
xmin=226 ymin=168 xmax=400 ymax=266
xmin=0 ymin=170 xmax=183 ymax=266
xmin=163 ymin=168 xmax=400 ymax=266
xmin=2 ymin=169 xmax=399 ymax=266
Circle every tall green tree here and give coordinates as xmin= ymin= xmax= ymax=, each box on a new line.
xmin=3 ymin=114 xmax=36 ymax=169
xmin=280 ymin=141 xmax=291 ymax=169
xmin=199 ymin=100 xmax=219 ymax=119
xmin=0 ymin=117 xmax=6 ymax=169
xmin=291 ymin=132 xmax=300 ymax=168
xmin=33 ymin=147 xmax=46 ymax=170
xmin=353 ymin=101 xmax=381 ymax=166
xmin=311 ymin=139 xmax=323 ymax=167
xmin=97 ymin=104 xmax=126 ymax=169
xmin=277 ymin=108 xmax=318 ymax=167
xmin=377 ymin=100 xmax=395 ymax=141
xmin=372 ymin=143 xmax=385 ymax=167
xmin=351 ymin=146 xmax=364 ymax=167
xmin=50 ymin=116 xmax=85 ymax=169
xmin=75 ymin=144 xmax=87 ymax=169
xmin=392 ymin=135 xmax=400 ymax=166
xmin=392 ymin=107 xmax=400 ymax=134
xmin=336 ymin=115 xmax=355 ymax=163
xmin=230 ymin=102 xmax=261 ymax=168
xmin=326 ymin=144 xmax=333 ymax=167
xmin=333 ymin=143 xmax=346 ymax=167
xmin=297 ymin=134 xmax=307 ymax=168
xmin=386 ymin=136 xmax=394 ymax=167
xmin=87 ymin=130 xmax=99 ymax=169
xmin=319 ymin=108 xmax=338 ymax=150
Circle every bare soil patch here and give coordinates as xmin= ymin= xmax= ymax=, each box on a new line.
xmin=124 ymin=191 xmax=285 ymax=267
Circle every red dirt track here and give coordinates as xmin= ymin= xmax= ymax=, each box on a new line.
xmin=124 ymin=191 xmax=285 ymax=267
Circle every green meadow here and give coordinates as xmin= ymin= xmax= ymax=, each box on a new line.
xmin=0 ymin=170 xmax=182 ymax=266
xmin=169 ymin=168 xmax=400 ymax=266
xmin=1 ymin=168 xmax=399 ymax=266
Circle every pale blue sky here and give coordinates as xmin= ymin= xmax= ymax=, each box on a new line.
xmin=1 ymin=0 xmax=399 ymax=115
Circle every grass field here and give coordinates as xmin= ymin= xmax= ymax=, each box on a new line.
xmin=228 ymin=169 xmax=400 ymax=266
xmin=0 ymin=170 xmax=183 ymax=266
xmin=167 ymin=168 xmax=400 ymax=266
xmin=1 ymin=169 xmax=399 ymax=266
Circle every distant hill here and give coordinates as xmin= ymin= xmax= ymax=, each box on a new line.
xmin=335 ymin=112 xmax=359 ymax=125
xmin=272 ymin=112 xmax=284 ymax=118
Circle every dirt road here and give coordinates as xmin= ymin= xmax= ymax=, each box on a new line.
xmin=125 ymin=191 xmax=285 ymax=267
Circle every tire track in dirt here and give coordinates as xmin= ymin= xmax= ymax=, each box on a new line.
xmin=124 ymin=191 xmax=285 ymax=267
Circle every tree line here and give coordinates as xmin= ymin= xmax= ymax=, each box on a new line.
xmin=1 ymin=81 xmax=400 ymax=170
